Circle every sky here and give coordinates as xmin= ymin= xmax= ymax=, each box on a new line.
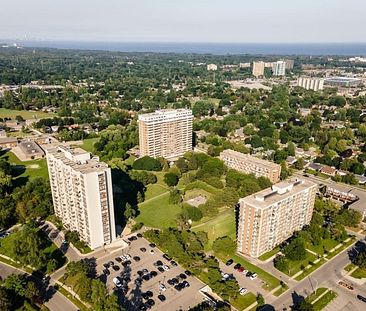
xmin=1 ymin=0 xmax=365 ymax=43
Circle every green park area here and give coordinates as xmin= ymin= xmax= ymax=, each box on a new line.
xmin=306 ymin=287 xmax=338 ymax=310
xmin=0 ymin=150 xmax=49 ymax=185
xmin=0 ymin=108 xmax=56 ymax=120
xmin=79 ymin=137 xmax=100 ymax=153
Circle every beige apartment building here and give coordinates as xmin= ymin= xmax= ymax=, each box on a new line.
xmin=46 ymin=146 xmax=116 ymax=250
xmin=220 ymin=149 xmax=281 ymax=183
xmin=237 ymin=178 xmax=317 ymax=258
xmin=297 ymin=77 xmax=324 ymax=91
xmin=138 ymin=109 xmax=193 ymax=159
xmin=252 ymin=61 xmax=265 ymax=77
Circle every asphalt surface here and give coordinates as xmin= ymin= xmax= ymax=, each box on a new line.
xmin=0 ymin=261 xmax=78 ymax=311
xmin=271 ymin=240 xmax=366 ymax=311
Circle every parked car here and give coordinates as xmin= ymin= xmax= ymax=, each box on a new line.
xmin=112 ymin=265 xmax=120 ymax=271
xmin=149 ymin=243 xmax=156 ymax=248
xmin=149 ymin=249 xmax=155 ymax=254
xmin=115 ymin=257 xmax=122 ymax=263
xmin=159 ymin=284 xmax=166 ymax=291
xmin=250 ymin=273 xmax=258 ymax=280
xmin=154 ymin=260 xmax=163 ymax=266
xmin=103 ymin=269 xmax=110 ymax=275
xmin=179 ymin=273 xmax=187 ymax=279
xmin=226 ymin=259 xmax=234 ymax=266
xmin=162 ymin=265 xmax=170 ymax=271
xmin=157 ymin=266 xmax=165 ymax=273
xmin=234 ymin=263 xmax=241 ymax=270
xmin=113 ymin=277 xmax=122 ymax=288
xmin=158 ymin=294 xmax=166 ymax=302
xmin=182 ymin=280 xmax=190 ymax=287
xmin=133 ymin=256 xmax=141 ymax=262
xmin=137 ymin=233 xmax=143 ymax=238
xmin=140 ymin=247 xmax=147 ymax=252
xmin=239 ymin=287 xmax=248 ymax=295
xmin=163 ymin=254 xmax=172 ymax=261
xmin=357 ymin=295 xmax=366 ymax=303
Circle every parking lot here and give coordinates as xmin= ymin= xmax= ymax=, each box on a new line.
xmin=96 ymin=234 xmax=205 ymax=311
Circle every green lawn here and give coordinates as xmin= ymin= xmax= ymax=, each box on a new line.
xmin=295 ymin=259 xmax=326 ymax=281
xmin=136 ymin=192 xmax=181 ymax=229
xmin=273 ymin=283 xmax=289 ymax=297
xmin=351 ymin=267 xmax=366 ymax=279
xmin=306 ymin=238 xmax=339 ymax=255
xmin=307 ymin=287 xmax=327 ymax=303
xmin=56 ymin=286 xmax=89 ymax=311
xmin=0 ymin=151 xmax=49 ymax=185
xmin=284 ymin=251 xmax=317 ymax=276
xmin=144 ymin=184 xmax=169 ymax=201
xmin=312 ymin=289 xmax=337 ymax=310
xmin=230 ymin=292 xmax=257 ymax=311
xmin=79 ymin=137 xmax=100 ymax=153
xmin=344 ymin=263 xmax=356 ymax=272
xmin=184 ymin=188 xmax=213 ymax=201
xmin=0 ymin=108 xmax=56 ymax=119
xmin=258 ymin=247 xmax=280 ymax=261
xmin=191 ymin=208 xmax=236 ymax=250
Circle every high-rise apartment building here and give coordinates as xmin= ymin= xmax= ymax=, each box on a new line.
xmin=138 ymin=109 xmax=193 ymax=159
xmin=272 ymin=61 xmax=286 ymax=76
xmin=237 ymin=178 xmax=317 ymax=258
xmin=220 ymin=149 xmax=281 ymax=183
xmin=297 ymin=77 xmax=324 ymax=91
xmin=252 ymin=61 xmax=265 ymax=77
xmin=284 ymin=59 xmax=295 ymax=70
xmin=46 ymin=146 xmax=116 ymax=250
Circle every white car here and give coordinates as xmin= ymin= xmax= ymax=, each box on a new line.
xmin=162 ymin=265 xmax=170 ymax=271
xmin=239 ymin=287 xmax=248 ymax=295
xmin=250 ymin=273 xmax=258 ymax=280
xmin=150 ymin=249 xmax=155 ymax=254
xmin=222 ymin=273 xmax=230 ymax=281
xmin=113 ymin=277 xmax=122 ymax=288
xmin=125 ymin=254 xmax=131 ymax=260
xmin=242 ymin=269 xmax=248 ymax=275
xmin=159 ymin=284 xmax=167 ymax=291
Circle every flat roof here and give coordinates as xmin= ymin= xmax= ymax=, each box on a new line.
xmin=220 ymin=149 xmax=280 ymax=170
xmin=240 ymin=178 xmax=317 ymax=209
xmin=138 ymin=108 xmax=192 ymax=120
xmin=18 ymin=140 xmax=44 ymax=155
xmin=47 ymin=146 xmax=109 ymax=174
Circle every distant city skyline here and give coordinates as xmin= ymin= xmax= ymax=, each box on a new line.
xmin=1 ymin=0 xmax=366 ymax=43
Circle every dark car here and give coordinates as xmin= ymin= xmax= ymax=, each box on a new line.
xmin=103 ymin=263 xmax=110 ymax=268
xmin=149 ymin=243 xmax=156 ymax=248
xmin=112 ymin=265 xmax=120 ymax=271
xmin=137 ymin=270 xmax=144 ymax=277
xmin=233 ymin=263 xmax=241 ymax=270
xmin=174 ymin=284 xmax=183 ymax=291
xmin=140 ymin=247 xmax=147 ymax=252
xmin=170 ymin=260 xmax=178 ymax=267
xmin=357 ymin=295 xmax=366 ymax=303
xmin=150 ymin=271 xmax=158 ymax=277
xmin=108 ymin=261 xmax=114 ymax=266
xmin=158 ymin=294 xmax=166 ymax=302
xmin=122 ymin=260 xmax=131 ymax=267
xmin=185 ymin=270 xmax=192 ymax=276
xmin=226 ymin=259 xmax=234 ymax=266
xmin=115 ymin=257 xmax=122 ymax=263
xmin=154 ymin=260 xmax=163 ymax=266
xmin=167 ymin=279 xmax=174 ymax=286
xmin=103 ymin=269 xmax=110 ymax=275
xmin=246 ymin=271 xmax=252 ymax=277
xmin=179 ymin=273 xmax=187 ymax=279
xmin=146 ymin=299 xmax=155 ymax=307
xmin=163 ymin=254 xmax=172 ymax=261
xmin=157 ymin=266 xmax=165 ymax=273
xmin=142 ymin=274 xmax=151 ymax=281
xmin=128 ymin=236 xmax=137 ymax=241
xmin=142 ymin=268 xmax=149 ymax=274
xmin=133 ymin=256 xmax=141 ymax=262
xmin=182 ymin=280 xmax=190 ymax=287
xmin=137 ymin=233 xmax=143 ymax=238
xmin=171 ymin=278 xmax=179 ymax=285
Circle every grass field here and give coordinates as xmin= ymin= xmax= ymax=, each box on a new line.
xmin=79 ymin=137 xmax=100 ymax=153
xmin=136 ymin=192 xmax=181 ymax=229
xmin=351 ymin=267 xmax=366 ymax=279
xmin=0 ymin=150 xmax=49 ymax=184
xmin=191 ymin=208 xmax=236 ymax=250
xmin=230 ymin=292 xmax=257 ymax=310
xmin=306 ymin=238 xmax=339 ymax=255
xmin=0 ymin=108 xmax=56 ymax=119
xmin=306 ymin=288 xmax=337 ymax=310
xmin=284 ymin=251 xmax=317 ymax=276
xmin=295 ymin=258 xmax=326 ymax=281
xmin=258 ymin=247 xmax=280 ymax=261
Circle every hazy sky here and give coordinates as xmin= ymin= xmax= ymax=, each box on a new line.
xmin=1 ymin=0 xmax=365 ymax=43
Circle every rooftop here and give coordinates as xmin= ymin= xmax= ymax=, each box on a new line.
xmin=47 ymin=145 xmax=109 ymax=174
xmin=138 ymin=108 xmax=192 ymax=121
xmin=18 ymin=140 xmax=44 ymax=155
xmin=240 ymin=178 xmax=317 ymax=208
xmin=220 ymin=149 xmax=280 ymax=170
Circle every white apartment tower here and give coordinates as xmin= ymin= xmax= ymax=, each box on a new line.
xmin=237 ymin=178 xmax=317 ymax=258
xmin=297 ymin=77 xmax=324 ymax=91
xmin=138 ymin=109 xmax=193 ymax=159
xmin=46 ymin=146 xmax=116 ymax=250
xmin=252 ymin=61 xmax=265 ymax=77
xmin=272 ymin=61 xmax=286 ymax=76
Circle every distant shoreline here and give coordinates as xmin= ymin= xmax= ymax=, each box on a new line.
xmin=3 ymin=41 xmax=366 ymax=56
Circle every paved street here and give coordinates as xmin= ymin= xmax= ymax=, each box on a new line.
xmin=0 ymin=261 xmax=78 ymax=311
xmin=271 ymin=240 xmax=366 ymax=310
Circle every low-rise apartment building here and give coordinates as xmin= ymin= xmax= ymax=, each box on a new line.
xmin=220 ymin=149 xmax=281 ymax=183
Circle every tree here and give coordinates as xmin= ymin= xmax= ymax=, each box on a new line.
xmin=181 ymin=205 xmax=203 ymax=221
xmin=212 ymin=236 xmax=236 ymax=254
xmin=164 ymin=172 xmax=179 ymax=187
xmin=133 ymin=156 xmax=162 ymax=171
xmin=273 ymin=255 xmax=289 ymax=272
xmin=169 ymin=188 xmax=183 ymax=204
xmin=0 ymin=287 xmax=11 ymax=311
xmin=175 ymin=158 xmax=189 ymax=173
xmin=124 ymin=203 xmax=136 ymax=219
xmin=354 ymin=249 xmax=366 ymax=269
xmin=256 ymin=293 xmax=265 ymax=308
xmin=292 ymin=300 xmax=314 ymax=311
xmin=283 ymin=237 xmax=307 ymax=261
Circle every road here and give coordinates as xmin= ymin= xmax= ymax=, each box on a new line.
xmin=0 ymin=261 xmax=78 ymax=311
xmin=271 ymin=240 xmax=366 ymax=310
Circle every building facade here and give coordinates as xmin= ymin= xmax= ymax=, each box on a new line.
xmin=138 ymin=109 xmax=193 ymax=159
xmin=272 ymin=61 xmax=286 ymax=76
xmin=297 ymin=77 xmax=324 ymax=91
xmin=46 ymin=146 xmax=116 ymax=250
xmin=207 ymin=64 xmax=218 ymax=71
xmin=237 ymin=178 xmax=317 ymax=258
xmin=252 ymin=61 xmax=265 ymax=77
xmin=220 ymin=149 xmax=281 ymax=183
